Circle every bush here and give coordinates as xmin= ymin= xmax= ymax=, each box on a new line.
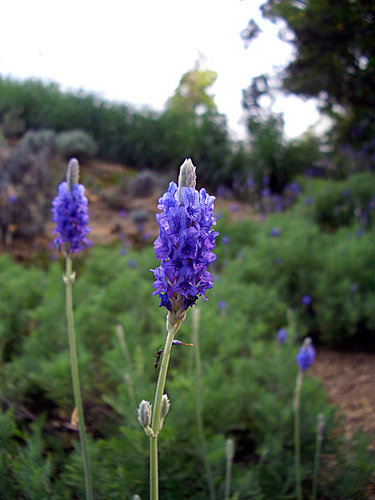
xmin=0 ymin=141 xmax=54 ymax=242
xmin=130 ymin=169 xmax=158 ymax=198
xmin=1 ymin=244 xmax=374 ymax=498
xmin=56 ymin=129 xmax=98 ymax=162
xmin=20 ymin=129 xmax=56 ymax=155
xmin=313 ymin=172 xmax=375 ymax=231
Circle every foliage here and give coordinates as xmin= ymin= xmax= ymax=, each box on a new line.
xmin=258 ymin=0 xmax=375 ymax=113
xmin=56 ymin=129 xmax=98 ymax=162
xmin=166 ymin=57 xmax=218 ymax=116
xmin=0 ymin=140 xmax=56 ymax=243
xmin=0 ymin=76 xmax=245 ymax=189
xmin=250 ymin=0 xmax=375 ymax=164
xmin=1 ymin=191 xmax=375 ymax=498
xmin=313 ymin=171 xmax=375 ymax=230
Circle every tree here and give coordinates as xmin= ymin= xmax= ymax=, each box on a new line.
xmin=166 ymin=56 xmax=218 ymax=116
xmin=257 ymin=0 xmax=375 ymax=114
xmin=244 ymin=0 xmax=375 ymax=167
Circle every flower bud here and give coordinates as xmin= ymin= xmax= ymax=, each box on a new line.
xmin=67 ymin=158 xmax=80 ymax=190
xmin=137 ymin=400 xmax=152 ymax=428
xmin=160 ymin=394 xmax=170 ymax=419
xmin=225 ymin=438 xmax=235 ymax=461
xmin=178 ymin=158 xmax=196 ymax=201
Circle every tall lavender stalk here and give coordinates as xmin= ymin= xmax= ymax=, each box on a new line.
xmin=51 ymin=158 xmax=93 ymax=500
xmin=294 ymin=337 xmax=316 ymax=500
xmin=138 ymin=159 xmax=218 ymax=500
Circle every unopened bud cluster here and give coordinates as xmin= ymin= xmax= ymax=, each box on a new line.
xmin=137 ymin=394 xmax=171 ymax=437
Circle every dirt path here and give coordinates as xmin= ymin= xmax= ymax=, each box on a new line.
xmin=310 ymin=347 xmax=375 ymax=445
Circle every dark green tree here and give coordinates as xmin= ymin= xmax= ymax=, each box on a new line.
xmin=244 ymin=0 xmax=375 ymax=170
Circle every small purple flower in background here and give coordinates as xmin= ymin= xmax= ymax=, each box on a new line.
xmin=222 ymin=235 xmax=231 ymax=245
xmin=118 ymin=209 xmax=127 ymax=218
xmin=350 ymin=283 xmax=358 ymax=293
xmin=270 ymin=227 xmax=280 ymax=237
xmin=296 ymin=337 xmax=316 ymax=371
xmin=218 ymin=300 xmax=227 ymax=312
xmin=128 ymin=259 xmax=137 ymax=269
xmin=301 ymin=295 xmax=312 ymax=306
xmin=305 ymin=196 xmax=313 ymax=206
xmin=274 ymin=257 xmax=282 ymax=266
xmin=51 ymin=159 xmax=91 ymax=254
xmin=356 ymin=227 xmax=364 ymax=238
xmin=369 ymin=196 xmax=375 ymax=210
xmin=289 ymin=182 xmax=300 ymax=194
xmin=246 ymin=176 xmax=255 ymax=189
xmin=8 ymin=194 xmax=17 ymax=204
xmin=277 ymin=328 xmax=287 ymax=343
xmin=230 ymin=203 xmax=238 ymax=212
xmin=150 ymin=159 xmax=219 ymax=313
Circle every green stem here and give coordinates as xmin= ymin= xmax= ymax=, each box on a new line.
xmin=64 ymin=256 xmax=93 ymax=500
xmin=293 ymin=370 xmax=303 ymax=500
xmin=149 ymin=315 xmax=181 ymax=500
xmin=311 ymin=421 xmax=323 ymax=500
xmin=192 ymin=309 xmax=216 ymax=500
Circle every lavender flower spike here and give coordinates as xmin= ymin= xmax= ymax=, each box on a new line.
xmin=51 ymin=158 xmax=91 ymax=254
xmin=150 ymin=158 xmax=219 ymax=323
xmin=296 ymin=337 xmax=316 ymax=372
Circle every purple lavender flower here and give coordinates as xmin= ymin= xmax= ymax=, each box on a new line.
xmin=51 ymin=161 xmax=91 ymax=254
xmin=270 ymin=227 xmax=280 ymax=237
xmin=296 ymin=337 xmax=316 ymax=371
xmin=218 ymin=300 xmax=227 ymax=312
xmin=8 ymin=194 xmax=17 ymax=204
xmin=301 ymin=295 xmax=312 ymax=306
xmin=277 ymin=328 xmax=287 ymax=343
xmin=150 ymin=159 xmax=218 ymax=312
xmin=222 ymin=235 xmax=231 ymax=245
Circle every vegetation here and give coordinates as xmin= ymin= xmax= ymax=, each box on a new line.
xmin=0 ymin=3 xmax=375 ymax=495
xmin=0 ymin=174 xmax=375 ymax=497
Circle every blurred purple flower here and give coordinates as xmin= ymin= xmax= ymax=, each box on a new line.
xmin=277 ymin=328 xmax=287 ymax=343
xmin=301 ymin=295 xmax=312 ymax=306
xmin=296 ymin=338 xmax=316 ymax=371
xmin=51 ymin=181 xmax=91 ymax=254
xmin=128 ymin=259 xmax=137 ymax=268
xmin=305 ymin=196 xmax=313 ymax=206
xmin=270 ymin=227 xmax=280 ymax=237
xmin=274 ymin=257 xmax=282 ymax=266
xmin=8 ymin=194 xmax=17 ymax=204
xmin=350 ymin=283 xmax=358 ymax=293
xmin=218 ymin=300 xmax=227 ymax=312
xmin=118 ymin=210 xmax=127 ymax=218
xmin=222 ymin=235 xmax=231 ymax=245
xmin=230 ymin=203 xmax=239 ymax=212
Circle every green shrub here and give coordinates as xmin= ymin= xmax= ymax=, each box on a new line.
xmin=56 ymin=129 xmax=98 ymax=162
xmin=0 ymin=243 xmax=373 ymax=498
xmin=313 ymin=172 xmax=375 ymax=231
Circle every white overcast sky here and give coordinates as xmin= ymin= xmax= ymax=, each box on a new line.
xmin=0 ymin=0 xmax=323 ymax=139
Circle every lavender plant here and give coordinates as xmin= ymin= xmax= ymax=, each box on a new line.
xmin=138 ymin=159 xmax=218 ymax=500
xmin=294 ymin=337 xmax=316 ymax=500
xmin=51 ymin=158 xmax=93 ymax=500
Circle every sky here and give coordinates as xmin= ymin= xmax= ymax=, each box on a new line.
xmin=0 ymin=0 xmax=324 ymax=139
